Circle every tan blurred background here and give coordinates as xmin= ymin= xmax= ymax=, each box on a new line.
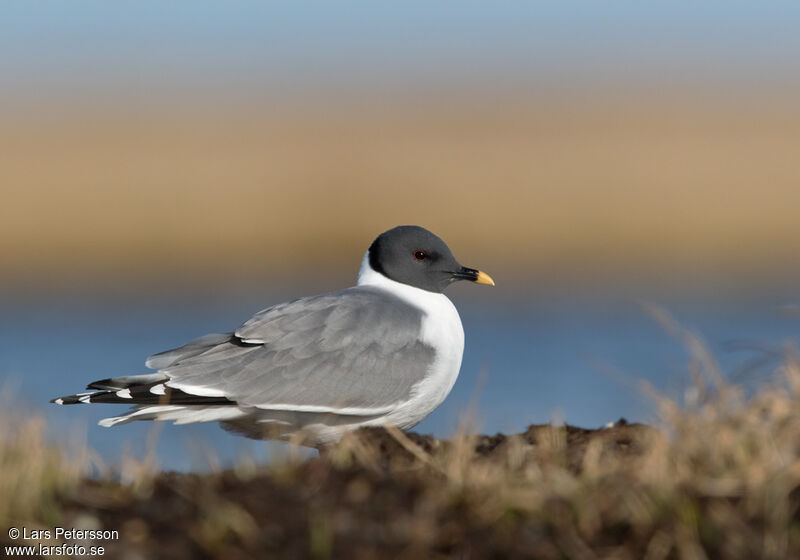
xmin=3 ymin=3 xmax=800 ymax=298
xmin=4 ymin=2 xmax=800 ymax=465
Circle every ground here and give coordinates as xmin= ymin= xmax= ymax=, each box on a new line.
xmin=55 ymin=423 xmax=660 ymax=559
xmin=7 ymin=387 xmax=800 ymax=560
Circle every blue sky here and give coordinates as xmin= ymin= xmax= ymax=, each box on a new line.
xmin=2 ymin=2 xmax=799 ymax=100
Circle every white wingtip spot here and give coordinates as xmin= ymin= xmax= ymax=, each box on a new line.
xmin=116 ymin=388 xmax=133 ymax=399
xmin=54 ymin=398 xmax=64 ymax=405
xmin=150 ymin=384 xmax=166 ymax=395
xmin=166 ymin=382 xmax=228 ymax=398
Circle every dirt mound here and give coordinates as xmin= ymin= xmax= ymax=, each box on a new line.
xmin=57 ymin=423 xmax=655 ymax=559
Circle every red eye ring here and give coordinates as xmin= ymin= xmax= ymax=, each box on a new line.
xmin=414 ymin=250 xmax=428 ymax=261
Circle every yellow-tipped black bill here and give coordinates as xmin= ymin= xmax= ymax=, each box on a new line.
xmin=453 ymin=267 xmax=495 ymax=286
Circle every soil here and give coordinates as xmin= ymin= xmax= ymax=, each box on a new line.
xmin=57 ymin=421 xmax=653 ymax=559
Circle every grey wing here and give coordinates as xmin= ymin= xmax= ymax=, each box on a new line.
xmin=146 ymin=333 xmax=234 ymax=370
xmin=154 ymin=288 xmax=435 ymax=413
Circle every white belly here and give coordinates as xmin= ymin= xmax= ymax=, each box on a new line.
xmin=380 ymin=294 xmax=464 ymax=429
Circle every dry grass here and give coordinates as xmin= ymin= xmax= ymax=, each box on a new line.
xmin=0 ymin=411 xmax=87 ymax=531
xmin=4 ymin=325 xmax=800 ymax=557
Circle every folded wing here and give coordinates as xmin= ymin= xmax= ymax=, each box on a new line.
xmin=157 ymin=287 xmax=435 ymax=414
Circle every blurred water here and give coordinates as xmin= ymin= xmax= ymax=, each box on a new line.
xmin=2 ymin=287 xmax=798 ymax=472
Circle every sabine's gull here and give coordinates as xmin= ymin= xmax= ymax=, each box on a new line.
xmin=51 ymin=225 xmax=494 ymax=445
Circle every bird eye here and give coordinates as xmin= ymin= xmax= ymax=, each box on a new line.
xmin=414 ymin=250 xmax=428 ymax=261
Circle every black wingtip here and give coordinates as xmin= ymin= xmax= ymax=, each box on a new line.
xmin=50 ymin=394 xmax=85 ymax=405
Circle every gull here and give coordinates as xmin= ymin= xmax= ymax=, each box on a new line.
xmin=52 ymin=225 xmax=494 ymax=445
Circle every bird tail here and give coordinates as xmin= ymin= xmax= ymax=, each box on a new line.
xmin=51 ymin=373 xmax=166 ymax=405
xmin=50 ymin=372 xmax=237 ymax=427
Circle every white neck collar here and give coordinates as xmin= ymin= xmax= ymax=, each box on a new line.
xmin=356 ymin=251 xmax=448 ymax=309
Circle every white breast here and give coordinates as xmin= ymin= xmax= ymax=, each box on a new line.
xmin=357 ymin=253 xmax=465 ymax=429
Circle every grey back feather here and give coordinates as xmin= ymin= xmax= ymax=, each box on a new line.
xmin=150 ymin=287 xmax=435 ymax=411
